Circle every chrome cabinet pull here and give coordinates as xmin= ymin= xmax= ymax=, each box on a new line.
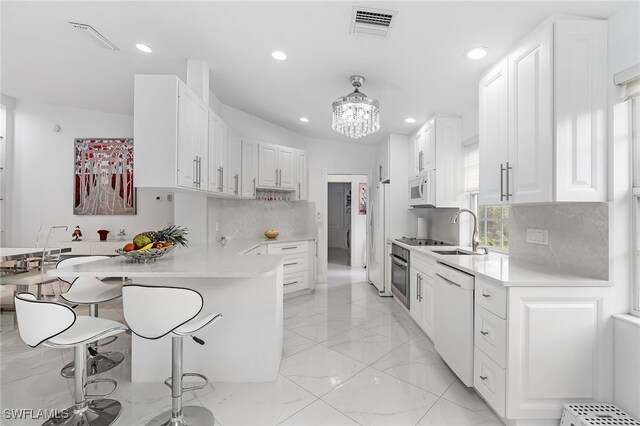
xmin=500 ymin=163 xmax=505 ymax=201
xmin=505 ymin=161 xmax=512 ymax=201
xmin=379 ymin=165 xmax=383 ymax=181
xmin=482 ymin=292 xmax=491 ymax=298
xmin=275 ymin=169 xmax=278 ymax=186
xmin=234 ymin=173 xmax=239 ymax=195
xmin=253 ymin=178 xmax=256 ymax=197
xmin=281 ymin=246 xmax=297 ymax=251
xmin=284 ymin=262 xmax=298 ymax=267
xmin=298 ymin=183 xmax=301 ymax=199
xmin=480 ymin=330 xmax=489 ymax=336
xmin=193 ymin=157 xmax=198 ymax=186
xmin=284 ymin=280 xmax=299 ymax=286
xmin=479 ymin=375 xmax=488 ymax=381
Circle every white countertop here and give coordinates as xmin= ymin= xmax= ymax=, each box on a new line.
xmin=48 ymin=234 xmax=316 ymax=279
xmin=392 ymin=239 xmax=612 ymax=287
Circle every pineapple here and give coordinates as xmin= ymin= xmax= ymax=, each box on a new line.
xmin=134 ymin=225 xmax=189 ymax=247
xmin=156 ymin=225 xmax=189 ymax=247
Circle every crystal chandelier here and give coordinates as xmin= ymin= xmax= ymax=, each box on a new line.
xmin=332 ymin=75 xmax=380 ymax=139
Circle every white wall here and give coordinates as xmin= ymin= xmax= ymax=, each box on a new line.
xmin=9 ymin=99 xmax=174 ymax=247
xmin=217 ymin=103 xmax=377 ymax=280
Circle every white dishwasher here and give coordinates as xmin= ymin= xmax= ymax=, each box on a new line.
xmin=433 ymin=261 xmax=475 ymax=386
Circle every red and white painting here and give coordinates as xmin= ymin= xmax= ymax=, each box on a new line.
xmin=74 ymin=138 xmax=135 ymax=215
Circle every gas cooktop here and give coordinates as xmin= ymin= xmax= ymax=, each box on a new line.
xmin=396 ymin=236 xmax=453 ymax=247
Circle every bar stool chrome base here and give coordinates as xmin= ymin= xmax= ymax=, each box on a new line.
xmin=43 ymin=399 xmax=122 ymax=426
xmin=60 ymin=351 xmax=125 ymax=378
xmin=146 ymin=406 xmax=215 ymax=426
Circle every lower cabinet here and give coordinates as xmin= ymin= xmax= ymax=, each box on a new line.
xmin=243 ymin=239 xmax=315 ymax=295
xmin=473 ymin=277 xmax=611 ymax=423
xmin=408 ymin=252 xmax=436 ymax=341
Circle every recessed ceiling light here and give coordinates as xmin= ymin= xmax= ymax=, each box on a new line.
xmin=405 ymin=117 xmax=417 ymax=124
xmin=464 ymin=47 xmax=488 ymax=60
xmin=271 ymin=50 xmax=287 ymax=61
xmin=136 ymin=43 xmax=152 ymax=53
xmin=299 ymin=117 xmax=309 ymax=123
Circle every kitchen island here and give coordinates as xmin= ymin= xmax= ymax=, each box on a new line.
xmin=48 ymin=239 xmax=289 ymax=383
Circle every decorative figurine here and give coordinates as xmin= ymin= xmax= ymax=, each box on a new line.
xmin=72 ymin=226 xmax=83 ymax=241
xmin=97 ymin=229 xmax=110 ymax=241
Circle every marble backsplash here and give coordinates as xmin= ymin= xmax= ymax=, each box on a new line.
xmin=208 ymin=198 xmax=317 ymax=240
xmin=509 ymin=202 xmax=609 ymax=280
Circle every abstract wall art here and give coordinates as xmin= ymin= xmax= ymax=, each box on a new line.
xmin=359 ymin=183 xmax=367 ymax=215
xmin=74 ymin=138 xmax=135 ymax=215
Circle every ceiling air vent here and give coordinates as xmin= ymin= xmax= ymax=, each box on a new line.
xmin=350 ymin=7 xmax=397 ymax=39
xmin=68 ymin=22 xmax=119 ymax=50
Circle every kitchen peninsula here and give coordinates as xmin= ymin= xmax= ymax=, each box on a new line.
xmin=47 ymin=237 xmax=317 ymax=383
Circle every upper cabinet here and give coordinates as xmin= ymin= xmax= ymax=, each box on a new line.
xmin=377 ymin=140 xmax=390 ymax=183
xmin=241 ymin=138 xmax=258 ymax=199
xmin=257 ymin=142 xmax=298 ymax=191
xmin=408 ymin=116 xmax=463 ymax=208
xmin=135 ymin=74 xmax=308 ymax=200
xmin=208 ymin=109 xmax=228 ymax=194
xmin=134 ymin=75 xmax=209 ymax=191
xmin=226 ymin=128 xmax=242 ymax=197
xmin=479 ymin=17 xmax=607 ymax=205
xmin=295 ymin=150 xmax=308 ymax=200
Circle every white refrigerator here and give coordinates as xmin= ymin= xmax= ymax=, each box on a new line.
xmin=368 ymin=181 xmax=392 ymax=295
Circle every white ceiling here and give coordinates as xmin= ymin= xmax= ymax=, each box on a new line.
xmin=1 ymin=1 xmax=630 ymax=145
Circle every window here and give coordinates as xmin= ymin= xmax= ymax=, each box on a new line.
xmin=631 ymin=97 xmax=640 ymax=316
xmin=478 ymin=205 xmax=509 ymax=251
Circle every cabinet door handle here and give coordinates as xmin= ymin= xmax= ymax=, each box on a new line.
xmin=284 ymin=280 xmax=299 ymax=286
xmin=479 ymin=375 xmax=488 ymax=381
xmin=193 ymin=157 xmax=198 ymax=186
xmin=198 ymin=157 xmax=202 ymax=188
xmin=480 ymin=330 xmax=489 ymax=336
xmin=284 ymin=262 xmax=299 ymax=267
xmin=281 ymin=246 xmax=298 ymax=251
xmin=275 ymin=169 xmax=279 ymax=186
xmin=253 ymin=178 xmax=256 ymax=197
xmin=482 ymin=291 xmax=491 ymax=298
xmin=500 ymin=163 xmax=505 ymax=201
xmin=379 ymin=165 xmax=383 ymax=181
xmin=505 ymin=161 xmax=512 ymax=201
xmin=298 ymin=183 xmax=301 ymax=199
xmin=235 ymin=173 xmax=239 ymax=195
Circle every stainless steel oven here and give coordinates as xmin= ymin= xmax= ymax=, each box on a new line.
xmin=390 ymin=243 xmax=410 ymax=309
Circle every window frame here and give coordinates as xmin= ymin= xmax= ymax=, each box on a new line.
xmin=631 ymin=96 xmax=640 ymax=318
xmin=469 ymin=192 xmax=509 ymax=254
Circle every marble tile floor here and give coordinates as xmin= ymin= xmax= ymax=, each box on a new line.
xmin=0 ymin=261 xmax=502 ymax=425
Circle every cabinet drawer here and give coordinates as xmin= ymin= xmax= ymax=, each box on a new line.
xmin=283 ymin=271 xmax=308 ymax=294
xmin=412 ymin=252 xmax=436 ymax=278
xmin=267 ymin=241 xmax=309 ymax=255
xmin=282 ymin=253 xmax=307 ymax=274
xmin=474 ymin=347 xmax=506 ymax=417
xmin=475 ymin=277 xmax=507 ymax=319
xmin=475 ymin=305 xmax=506 ymax=368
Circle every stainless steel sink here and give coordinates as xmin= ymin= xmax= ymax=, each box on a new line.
xmin=432 ymin=249 xmax=476 ymax=256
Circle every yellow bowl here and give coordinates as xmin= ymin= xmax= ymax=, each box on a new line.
xmin=264 ymin=230 xmax=280 ymax=239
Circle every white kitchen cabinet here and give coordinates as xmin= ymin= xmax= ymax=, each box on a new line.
xmin=407 ymin=117 xmax=462 ymax=208
xmin=479 ymin=59 xmax=509 ymax=205
xmin=377 ymin=139 xmax=390 ymax=183
xmin=134 ymin=75 xmax=208 ymax=191
xmin=409 ymin=266 xmax=422 ymax=325
xmin=208 ymin=110 xmax=228 ymax=194
xmin=266 ymin=240 xmax=315 ymax=295
xmin=257 ymin=142 xmax=297 ymax=190
xmin=277 ymin=146 xmax=296 ymax=189
xmin=420 ymin=274 xmax=435 ymax=340
xmin=226 ymin=129 xmax=242 ymax=197
xmin=472 ymin=277 xmax=612 ymax=424
xmin=295 ymin=149 xmax=308 ymax=200
xmin=479 ymin=17 xmax=608 ymax=204
xmin=241 ymin=138 xmax=258 ymax=199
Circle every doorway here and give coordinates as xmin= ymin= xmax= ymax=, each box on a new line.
xmin=325 ymin=174 xmax=368 ymax=285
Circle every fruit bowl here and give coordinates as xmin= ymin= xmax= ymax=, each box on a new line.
xmin=115 ymin=245 xmax=175 ymax=263
xmin=264 ymin=230 xmax=280 ymax=239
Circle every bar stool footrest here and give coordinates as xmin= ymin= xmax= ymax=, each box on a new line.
xmin=84 ymin=378 xmax=118 ymax=399
xmin=163 ymin=373 xmax=209 ymax=392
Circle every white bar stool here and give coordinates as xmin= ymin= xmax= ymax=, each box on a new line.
xmin=56 ymin=256 xmax=125 ymax=378
xmin=122 ymin=285 xmax=222 ymax=426
xmin=14 ymin=292 xmax=128 ymax=426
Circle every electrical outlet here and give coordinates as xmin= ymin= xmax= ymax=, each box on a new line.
xmin=526 ymin=228 xmax=549 ymax=246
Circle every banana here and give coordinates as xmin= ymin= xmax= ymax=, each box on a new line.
xmin=138 ymin=243 xmax=154 ymax=251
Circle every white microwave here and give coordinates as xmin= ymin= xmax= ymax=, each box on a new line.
xmin=409 ymin=176 xmax=433 ymax=207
